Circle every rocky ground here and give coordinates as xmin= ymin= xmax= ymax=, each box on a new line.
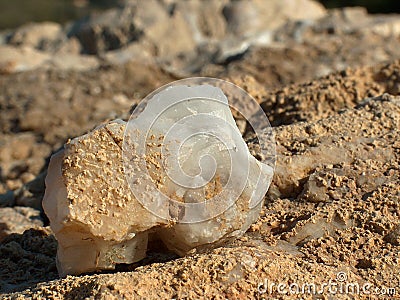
xmin=0 ymin=0 xmax=399 ymax=298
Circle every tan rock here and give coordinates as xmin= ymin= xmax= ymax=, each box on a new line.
xmin=270 ymin=94 xmax=399 ymax=199
xmin=43 ymin=84 xmax=274 ymax=276
xmin=43 ymin=120 xmax=163 ymax=276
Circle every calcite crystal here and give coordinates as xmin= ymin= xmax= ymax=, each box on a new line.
xmin=43 ymin=83 xmax=274 ymax=276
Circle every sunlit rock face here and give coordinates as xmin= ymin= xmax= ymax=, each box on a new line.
xmin=42 ymin=121 xmax=165 ymax=277
xmin=123 ymin=85 xmax=274 ymax=255
xmin=43 ymin=84 xmax=274 ymax=276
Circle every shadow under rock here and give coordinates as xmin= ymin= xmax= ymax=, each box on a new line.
xmin=62 ymin=280 xmax=99 ymax=300
xmin=114 ymin=238 xmax=179 ymax=273
xmin=62 ymin=240 xmax=180 ymax=299
xmin=0 ymin=228 xmax=58 ymax=293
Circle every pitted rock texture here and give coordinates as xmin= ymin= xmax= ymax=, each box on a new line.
xmin=43 ymin=85 xmax=273 ymax=276
xmin=43 ymin=121 xmax=162 ymax=276
xmin=3 ymin=94 xmax=399 ymax=298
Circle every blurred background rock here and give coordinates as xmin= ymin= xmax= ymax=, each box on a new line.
xmin=321 ymin=0 xmax=400 ymax=13
xmin=0 ymin=0 xmax=399 ymax=30
xmin=0 ymin=0 xmax=123 ymax=30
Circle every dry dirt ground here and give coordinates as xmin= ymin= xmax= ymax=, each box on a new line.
xmin=0 ymin=1 xmax=399 ymax=299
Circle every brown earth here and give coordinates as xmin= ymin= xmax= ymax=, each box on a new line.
xmin=0 ymin=1 xmax=400 ymax=299
xmin=2 ymin=92 xmax=399 ymax=300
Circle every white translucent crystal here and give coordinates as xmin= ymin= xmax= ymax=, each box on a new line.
xmin=123 ymin=84 xmax=274 ymax=254
xmin=43 ymin=83 xmax=274 ymax=276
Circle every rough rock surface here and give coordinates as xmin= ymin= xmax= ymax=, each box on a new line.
xmin=43 ymin=85 xmax=273 ymax=276
xmin=3 ymin=94 xmax=399 ymax=298
xmin=259 ymin=60 xmax=400 ymax=126
xmin=43 ymin=122 xmax=164 ymax=276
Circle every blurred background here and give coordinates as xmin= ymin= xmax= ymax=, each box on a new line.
xmin=0 ymin=0 xmax=399 ymax=30
xmin=0 ymin=0 xmax=121 ymax=30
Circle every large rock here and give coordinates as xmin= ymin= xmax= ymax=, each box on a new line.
xmin=72 ymin=0 xmax=197 ymax=57
xmin=43 ymin=84 xmax=274 ymax=276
